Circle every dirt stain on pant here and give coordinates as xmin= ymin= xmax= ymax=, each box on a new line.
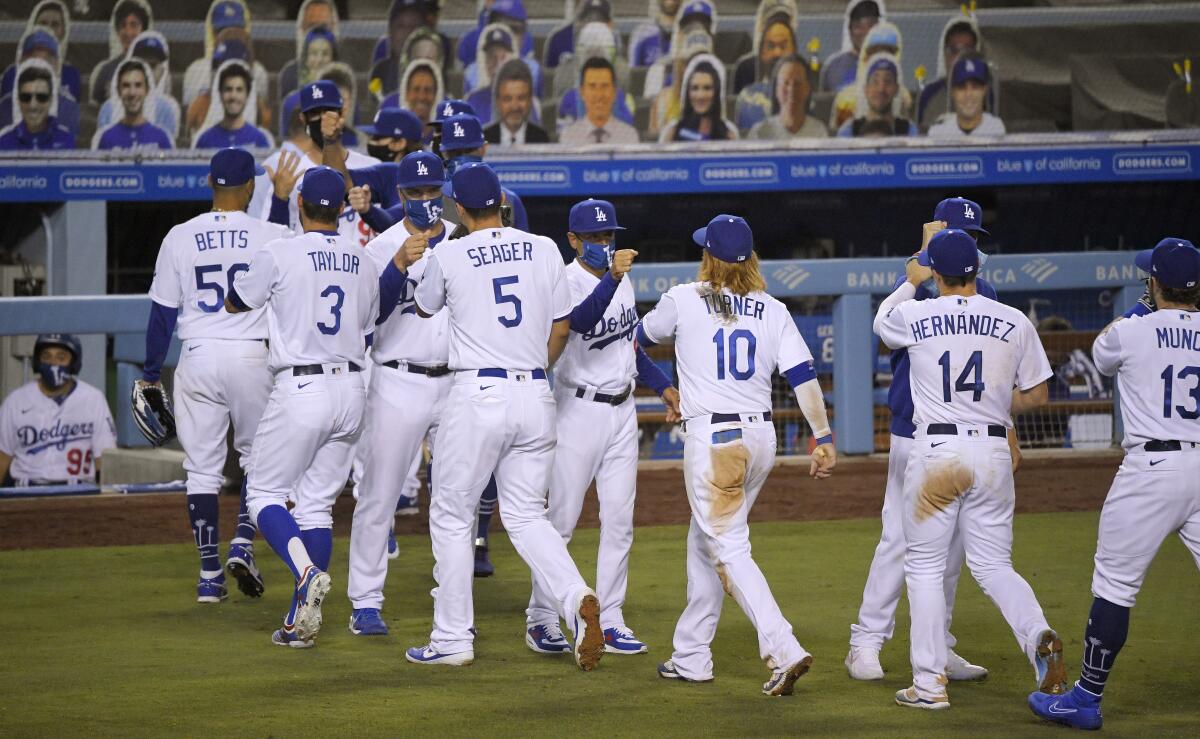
xmin=915 ymin=461 xmax=974 ymax=521
xmin=715 ymin=563 xmax=732 ymax=595
xmin=708 ymin=441 xmax=749 ymax=536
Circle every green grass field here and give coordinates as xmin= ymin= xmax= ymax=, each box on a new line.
xmin=2 ymin=511 xmax=1196 ymax=737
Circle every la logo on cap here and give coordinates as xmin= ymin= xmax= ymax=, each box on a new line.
xmin=311 ymin=84 xmax=323 ymax=99
xmin=452 ymin=121 xmax=464 ymax=137
xmin=594 ymin=207 xmax=607 ymax=222
xmin=443 ymin=102 xmax=453 ymax=116
xmin=963 ymin=203 xmax=975 ymax=219
xmin=966 ymin=60 xmax=975 ymax=72
xmin=416 ymin=161 xmax=429 ymax=176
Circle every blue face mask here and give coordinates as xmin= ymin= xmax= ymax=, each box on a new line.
xmin=405 ymin=196 xmax=443 ymax=229
xmin=580 ymin=240 xmax=613 ymax=270
xmin=445 ymin=154 xmax=483 ymax=175
xmin=37 ymin=364 xmax=71 ymax=390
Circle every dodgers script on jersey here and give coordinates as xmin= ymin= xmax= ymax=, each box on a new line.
xmin=233 ymin=230 xmax=380 ymax=371
xmin=149 ymin=211 xmax=291 ymax=340
xmin=875 ymin=294 xmax=1051 ymax=428
xmin=364 ymin=220 xmax=449 ymax=366
xmin=639 ymin=283 xmax=813 ymax=419
xmin=554 ymin=261 xmax=638 ymax=392
xmin=414 ymin=226 xmax=572 ymax=371
xmin=0 ymin=381 xmax=116 ymax=484
xmin=250 ymin=145 xmax=380 ymax=246
xmin=1093 ymin=309 xmax=1200 ymax=448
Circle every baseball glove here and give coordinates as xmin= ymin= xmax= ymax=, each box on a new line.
xmin=131 ymin=381 xmax=176 ymax=447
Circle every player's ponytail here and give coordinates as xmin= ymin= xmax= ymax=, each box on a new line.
xmin=698 ymin=251 xmax=767 ymax=297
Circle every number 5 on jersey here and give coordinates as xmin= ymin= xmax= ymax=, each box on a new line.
xmin=493 ymin=275 xmax=522 ymax=328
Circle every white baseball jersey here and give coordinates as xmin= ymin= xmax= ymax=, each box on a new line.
xmin=233 ymin=230 xmax=380 ymax=371
xmin=1093 ymin=309 xmax=1200 ymax=449
xmin=251 ymin=144 xmax=379 ymax=246
xmin=639 ymin=282 xmax=813 ymax=419
xmin=414 ymin=226 xmax=572 ymax=371
xmin=364 ymin=220 xmax=450 ymax=366
xmin=149 ymin=210 xmax=291 ymax=340
xmin=875 ymin=294 xmax=1051 ymax=428
xmin=0 ymin=381 xmax=116 ymax=484
xmin=554 ymin=261 xmax=639 ymax=392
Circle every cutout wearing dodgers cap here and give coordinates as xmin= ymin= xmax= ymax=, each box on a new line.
xmin=442 ymin=161 xmax=501 ymax=209
xmin=209 ymin=147 xmax=264 ymax=187
xmin=299 ymin=166 xmax=345 ymax=209
xmin=918 ymin=229 xmax=979 ymax=277
xmin=693 ymin=215 xmax=754 ymax=264
xmin=569 ymin=198 xmax=624 ymax=234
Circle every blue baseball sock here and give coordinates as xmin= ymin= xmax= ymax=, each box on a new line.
xmin=233 ymin=479 xmax=257 ymax=545
xmin=1076 ymin=596 xmax=1129 ymax=699
xmin=477 ymin=475 xmax=498 ymax=543
xmin=299 ymin=527 xmax=333 ymax=571
xmin=254 ymin=504 xmax=313 ymax=582
xmin=187 ymin=493 xmax=222 ymax=580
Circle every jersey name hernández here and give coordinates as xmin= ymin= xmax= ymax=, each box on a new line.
xmin=413 ymin=226 xmax=572 ymax=372
xmin=640 ymin=282 xmax=813 ymax=420
xmin=1093 ymin=309 xmax=1200 ymax=449
xmin=364 ymin=219 xmax=450 ymax=366
xmin=233 ymin=230 xmax=380 ymax=372
xmin=876 ymin=294 xmax=1051 ymax=430
xmin=555 ymin=260 xmax=639 ymax=393
xmin=149 ymin=210 xmax=290 ymax=341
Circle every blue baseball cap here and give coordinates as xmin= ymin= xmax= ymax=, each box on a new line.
xmin=952 ymin=55 xmax=989 ymax=86
xmin=212 ymin=38 xmax=249 ymax=66
xmin=569 ymin=198 xmax=624 ymax=234
xmin=300 ymin=166 xmax=345 ymax=208
xmin=209 ymin=147 xmax=264 ymax=187
xmin=397 ymin=151 xmax=445 ymax=189
xmin=360 ymin=107 xmax=422 ymax=140
xmin=679 ymin=0 xmax=713 ymax=24
xmin=489 ymin=0 xmax=528 ymax=23
xmin=22 ymin=29 xmax=59 ymax=57
xmin=1151 ymin=239 xmax=1200 ymax=289
xmin=439 ymin=113 xmax=485 ymax=152
xmin=300 ymin=80 xmax=343 ymax=113
xmin=867 ymin=56 xmax=898 ymax=79
xmin=432 ymin=99 xmax=478 ymax=126
xmin=919 ymin=229 xmax=979 ymax=277
xmin=132 ymin=35 xmax=168 ymax=62
xmin=934 ymin=196 xmax=988 ymax=234
xmin=211 ymin=1 xmax=247 ymax=31
xmin=693 ymin=214 xmax=753 ymax=264
xmin=482 ymin=25 xmax=514 ymax=51
xmin=1137 ymin=238 xmax=1195 ymax=284
xmin=442 ymin=162 xmax=501 ymax=208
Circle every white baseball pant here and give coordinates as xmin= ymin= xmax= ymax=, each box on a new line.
xmin=245 ymin=367 xmax=365 ymax=529
xmin=670 ymin=417 xmax=808 ymax=680
xmin=348 ymin=365 xmax=451 ymax=609
xmin=1092 ymin=447 xmax=1200 ymax=607
xmin=527 ymin=387 xmax=639 ymax=629
xmin=428 ymin=371 xmax=591 ymax=654
xmin=903 ymin=428 xmax=1051 ymax=699
xmin=173 ymin=339 xmax=272 ymax=496
xmin=850 ymin=433 xmax=965 ymax=651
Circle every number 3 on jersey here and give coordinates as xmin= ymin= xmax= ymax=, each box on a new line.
xmin=317 ymin=285 xmax=344 ymax=335
xmin=939 ymin=350 xmax=985 ymax=402
xmin=713 ymin=328 xmax=756 ymax=380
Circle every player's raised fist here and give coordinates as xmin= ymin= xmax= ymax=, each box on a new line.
xmin=394 ymin=230 xmax=430 ymax=269
xmin=320 ymin=110 xmax=343 ymax=142
xmin=905 ymin=252 xmax=932 ymax=287
xmin=809 ymin=443 xmax=836 ymax=479
xmin=921 ymin=220 xmax=948 ymax=251
xmin=611 ymin=249 xmax=638 ymax=280
xmin=348 ymin=185 xmax=372 ymax=215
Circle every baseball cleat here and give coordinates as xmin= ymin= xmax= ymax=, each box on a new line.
xmin=1035 ymin=629 xmax=1068 ymax=694
xmin=225 ymin=544 xmax=264 ymax=598
xmin=473 ymin=541 xmax=494 ymax=578
xmin=196 ymin=577 xmax=228 ymax=604
xmin=572 ymin=590 xmax=604 ymax=671
xmin=526 ymin=624 xmax=571 ymax=654
xmin=386 ymin=531 xmax=399 ymax=560
xmin=946 ymin=649 xmax=988 ymax=681
xmin=405 ymin=645 xmax=474 ymax=666
xmin=1028 ymin=686 xmax=1103 ymax=730
xmin=845 ymin=646 xmax=885 ymax=680
xmin=763 ymin=654 xmax=813 ymax=696
xmin=292 ymin=566 xmax=332 ymax=642
xmin=349 ymin=608 xmax=389 ymax=636
xmin=657 ymin=660 xmax=712 ymax=682
xmin=395 ymin=494 xmax=419 ymax=516
xmin=272 ymin=628 xmax=314 ymax=649
xmin=895 ymin=685 xmax=951 ymax=710
xmin=603 ymin=626 xmax=648 ymax=654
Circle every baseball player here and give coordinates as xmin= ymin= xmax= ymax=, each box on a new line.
xmin=0 ymin=334 xmax=115 ymax=487
xmin=847 ymin=197 xmax=998 ymax=681
xmin=225 ymin=166 xmax=412 ymax=648
xmin=1030 ymin=238 xmax=1200 ymax=730
xmin=437 ymin=113 xmax=528 ymax=232
xmin=328 ymin=107 xmax=426 ymax=235
xmin=637 ymin=214 xmax=837 ymax=696
xmin=525 ymin=199 xmax=681 ymax=657
xmin=407 ymin=163 xmax=604 ymax=671
xmin=874 ymin=228 xmax=1066 ymax=710
xmin=139 ymin=148 xmax=291 ymax=604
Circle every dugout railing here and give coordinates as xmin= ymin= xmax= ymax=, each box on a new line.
xmin=0 ymin=250 xmax=1144 ymax=457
